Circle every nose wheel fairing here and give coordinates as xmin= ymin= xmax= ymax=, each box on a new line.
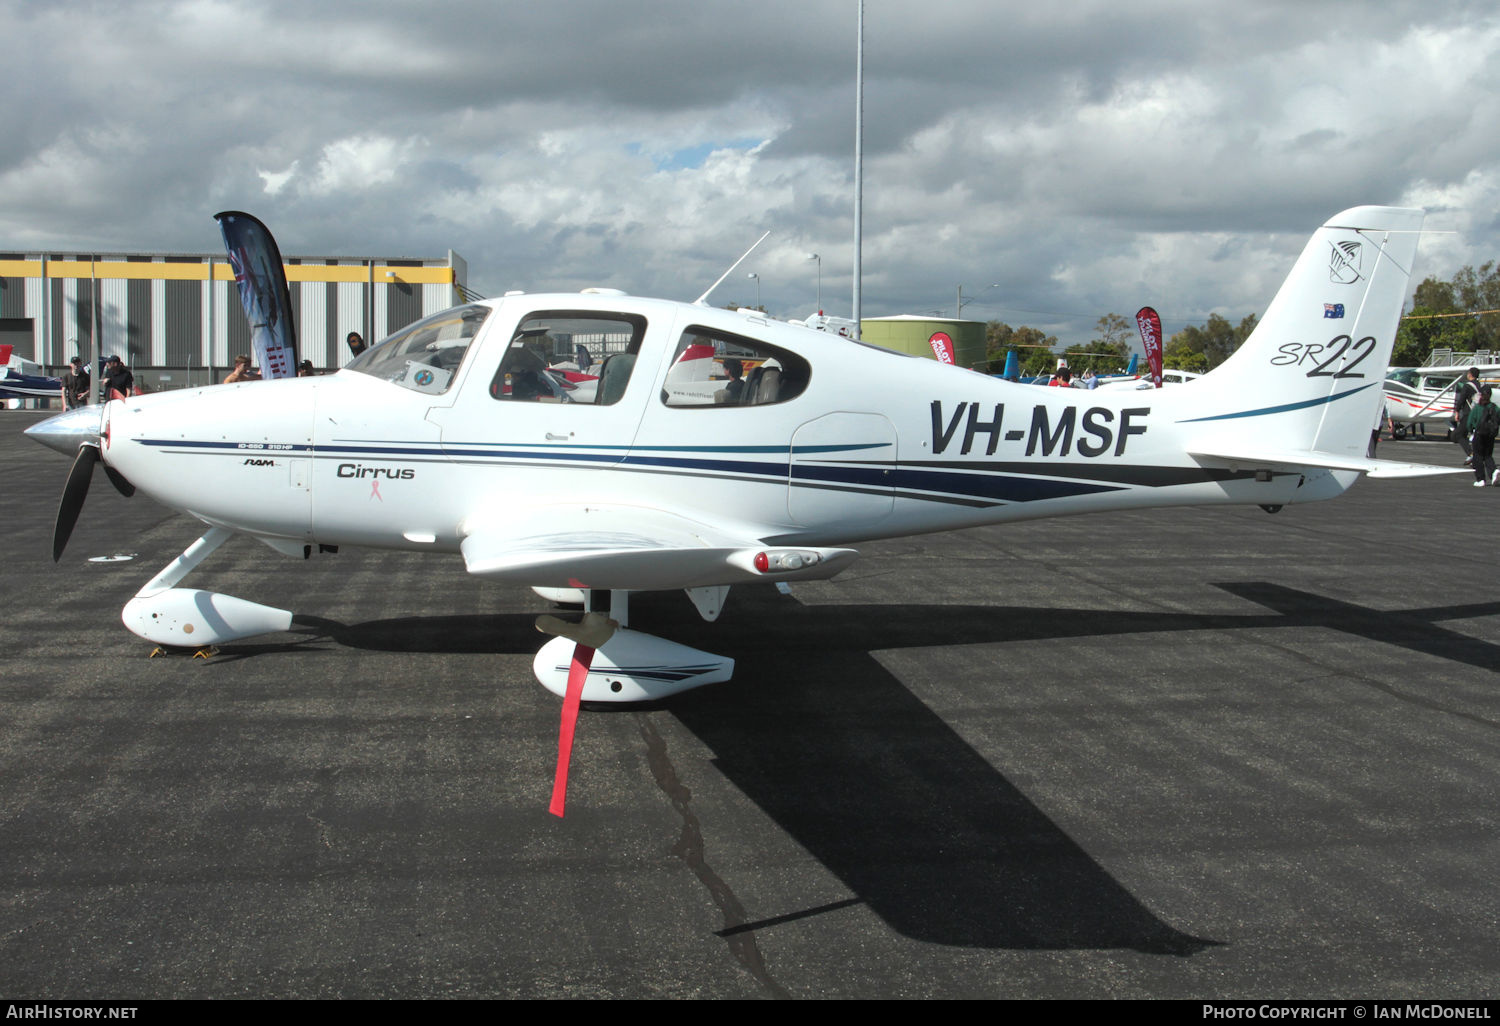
xmin=119 ymin=526 xmax=293 ymax=647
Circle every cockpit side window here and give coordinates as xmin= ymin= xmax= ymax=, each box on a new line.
xmin=661 ymin=326 xmax=811 ymax=408
xmin=344 ymin=304 xmax=491 ymax=394
xmin=489 ymin=311 xmax=646 ymax=405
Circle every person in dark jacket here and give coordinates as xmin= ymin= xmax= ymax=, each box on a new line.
xmin=101 ymin=355 xmax=134 ymax=400
xmin=1465 ymin=384 xmax=1499 ymax=486
xmin=1454 ymin=366 xmax=1480 ymax=464
xmin=61 ymin=356 xmax=89 ymax=409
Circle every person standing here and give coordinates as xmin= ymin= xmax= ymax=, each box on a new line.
xmin=223 ymin=355 xmax=259 ymax=383
xmin=1465 ymin=384 xmax=1499 ymax=487
xmin=101 ymin=355 xmax=133 ymax=400
xmin=1453 ymin=366 xmax=1479 ymax=464
xmin=61 ymin=356 xmax=89 ymax=409
xmin=1369 ymin=398 xmax=1394 ymax=458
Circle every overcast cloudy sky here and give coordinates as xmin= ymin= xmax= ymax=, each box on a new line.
xmin=3 ymin=0 xmax=1497 ymax=346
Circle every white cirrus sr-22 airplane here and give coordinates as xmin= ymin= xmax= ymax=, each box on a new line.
xmin=27 ymin=206 xmax=1449 ymax=808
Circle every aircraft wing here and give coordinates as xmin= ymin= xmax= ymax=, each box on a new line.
xmin=460 ymin=504 xmax=858 ymax=590
xmin=1188 ymin=445 xmax=1464 ymax=479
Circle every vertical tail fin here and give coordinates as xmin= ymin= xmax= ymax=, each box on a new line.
xmin=1188 ymin=206 xmax=1424 ymax=460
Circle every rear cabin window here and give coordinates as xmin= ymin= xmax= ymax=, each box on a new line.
xmin=489 ymin=311 xmax=646 ymax=405
xmin=661 ymin=326 xmax=810 ymax=408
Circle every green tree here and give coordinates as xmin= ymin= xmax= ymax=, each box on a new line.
xmin=1162 ymin=344 xmax=1209 ymax=374
xmin=1061 ymin=339 xmax=1129 ymax=372
xmin=1013 ymin=326 xmax=1061 ymax=376
xmin=1412 ymin=275 xmax=1458 ymax=312
xmin=1393 ymin=305 xmax=1477 ymax=367
xmin=1163 ymin=313 xmax=1257 ymax=371
xmin=1392 ymin=264 xmax=1500 ymax=366
xmin=1047 ymin=314 xmax=1131 ymax=375
xmin=1449 ymin=261 xmax=1500 ymax=348
xmin=1089 ymin=313 xmax=1135 ymax=353
xmin=984 ymin=320 xmax=1014 ymax=370
xmin=1398 ymin=264 xmax=1500 ymax=361
xmin=984 ymin=320 xmax=1058 ymax=375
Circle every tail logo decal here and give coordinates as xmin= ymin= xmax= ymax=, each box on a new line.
xmin=1270 ymin=335 xmax=1376 ymax=378
xmin=1329 ymin=241 xmax=1363 ymax=284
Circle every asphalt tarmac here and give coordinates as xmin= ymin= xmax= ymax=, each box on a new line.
xmin=1 ymin=408 xmax=1496 ymax=999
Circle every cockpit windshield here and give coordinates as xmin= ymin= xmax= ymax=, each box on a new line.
xmin=344 ymin=304 xmax=491 ymax=394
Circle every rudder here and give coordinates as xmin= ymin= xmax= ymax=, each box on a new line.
xmin=1199 ymin=206 xmax=1424 ymax=459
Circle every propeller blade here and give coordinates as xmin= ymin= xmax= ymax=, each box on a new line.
xmin=53 ymin=445 xmax=99 ymax=562
xmin=102 ymin=464 xmax=136 ymax=498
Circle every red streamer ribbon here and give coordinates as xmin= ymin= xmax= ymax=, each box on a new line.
xmin=549 ymin=644 xmax=595 ymax=817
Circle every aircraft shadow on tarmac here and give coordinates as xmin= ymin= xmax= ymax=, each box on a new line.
xmin=280 ymin=581 xmax=1500 ymax=952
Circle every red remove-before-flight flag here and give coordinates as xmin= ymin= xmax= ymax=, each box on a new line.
xmin=1136 ymin=306 xmax=1163 ymax=388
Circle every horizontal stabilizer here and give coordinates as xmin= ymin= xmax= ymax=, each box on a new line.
xmin=1188 ymin=445 xmax=1464 ymax=479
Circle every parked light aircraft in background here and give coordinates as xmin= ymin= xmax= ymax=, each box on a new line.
xmin=1382 ymin=357 xmax=1500 ymax=439
xmin=0 ymin=345 xmax=63 ymax=409
xmin=27 ymin=207 xmax=1449 ymax=808
xmin=995 ymin=352 xmax=1143 ymax=387
xmin=1096 ymin=367 xmax=1203 ymax=391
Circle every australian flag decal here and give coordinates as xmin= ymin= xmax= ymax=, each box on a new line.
xmin=1324 ymin=303 xmax=1345 ymax=319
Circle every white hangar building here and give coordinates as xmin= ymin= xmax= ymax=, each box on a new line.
xmin=0 ymin=249 xmax=469 ymax=390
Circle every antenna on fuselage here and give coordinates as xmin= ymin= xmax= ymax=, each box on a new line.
xmin=692 ymin=230 xmax=771 ymax=306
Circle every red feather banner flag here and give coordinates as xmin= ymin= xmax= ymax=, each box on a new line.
xmin=1136 ymin=306 xmax=1164 ymax=388
xmin=928 ymin=331 xmax=956 ymax=365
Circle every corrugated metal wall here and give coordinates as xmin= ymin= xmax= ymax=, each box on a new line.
xmin=385 ymin=259 xmax=422 ymax=337
xmin=0 ymin=273 xmax=23 ymax=318
xmin=0 ymin=250 xmax=464 ymax=379
xmin=98 ymin=278 xmax=129 ymax=361
xmin=49 ymin=277 xmax=65 ymax=361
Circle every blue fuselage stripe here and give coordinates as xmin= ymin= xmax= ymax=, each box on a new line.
xmin=1177 ymin=383 xmax=1374 ymax=423
xmin=134 ymin=437 xmax=1153 ymax=505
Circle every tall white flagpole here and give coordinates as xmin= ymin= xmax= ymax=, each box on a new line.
xmin=852 ymin=0 xmax=864 ymax=339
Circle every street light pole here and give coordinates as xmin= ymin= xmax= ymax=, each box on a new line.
xmin=748 ymin=272 xmax=760 ymax=310
xmin=852 ymin=0 xmax=863 ymax=338
xmin=957 ymin=282 xmax=1001 ymax=318
xmin=808 ymin=253 xmax=821 ymax=311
